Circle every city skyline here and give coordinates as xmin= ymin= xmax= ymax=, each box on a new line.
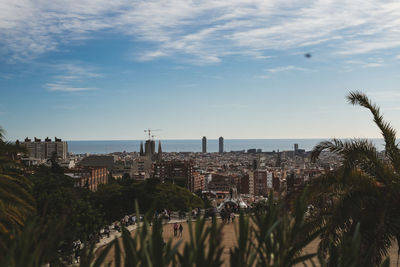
xmin=1 ymin=1 xmax=400 ymax=141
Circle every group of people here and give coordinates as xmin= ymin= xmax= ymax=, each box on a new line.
xmin=173 ymin=222 xmax=183 ymax=237
xmin=155 ymin=209 xmax=172 ymax=221
xmin=220 ymin=209 xmax=236 ymax=223
xmin=122 ymin=214 xmax=138 ymax=227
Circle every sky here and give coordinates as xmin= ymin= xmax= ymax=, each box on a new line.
xmin=1 ymin=0 xmax=400 ymax=140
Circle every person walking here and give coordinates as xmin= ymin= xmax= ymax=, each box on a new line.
xmin=179 ymin=224 xmax=183 ymax=237
xmin=173 ymin=222 xmax=178 ymax=237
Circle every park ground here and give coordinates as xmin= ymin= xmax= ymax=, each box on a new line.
xmin=100 ymin=219 xmax=399 ymax=267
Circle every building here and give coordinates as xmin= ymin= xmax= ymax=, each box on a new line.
xmin=132 ymin=156 xmax=152 ymax=180
xmin=207 ymin=174 xmax=231 ymax=192
xmin=294 ymin=143 xmax=299 ymax=155
xmin=157 ymin=141 xmax=162 ymax=161
xmin=253 ymin=170 xmax=268 ymax=196
xmin=240 ymin=174 xmax=250 ymax=194
xmin=20 ymin=137 xmax=68 ymax=160
xmin=248 ymin=171 xmax=254 ymax=196
xmin=153 ymin=160 xmax=194 ymax=190
xmin=219 ymin=136 xmax=224 ymax=153
xmin=202 ymin=136 xmax=207 ymax=153
xmin=207 ymin=173 xmax=239 ymax=192
xmin=79 ymin=155 xmax=115 ymax=171
xmin=112 ymin=160 xmax=134 ymax=179
xmin=273 ymin=175 xmax=281 ymax=191
xmin=191 ymin=171 xmax=205 ymax=192
xmin=286 ymin=171 xmax=295 ymax=193
xmin=65 ymin=167 xmax=108 ymax=191
xmin=267 ymin=171 xmax=273 ymax=189
xmin=145 ymin=139 xmax=155 ymax=157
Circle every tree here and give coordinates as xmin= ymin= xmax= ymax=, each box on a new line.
xmin=310 ymin=91 xmax=400 ymax=266
xmin=0 ymin=127 xmax=35 ymax=239
xmin=30 ymin=166 xmax=103 ymax=255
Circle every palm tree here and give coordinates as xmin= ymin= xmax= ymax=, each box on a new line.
xmin=0 ymin=127 xmax=35 ymax=239
xmin=310 ymin=91 xmax=400 ymax=266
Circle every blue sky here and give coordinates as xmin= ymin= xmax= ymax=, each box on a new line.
xmin=1 ymin=0 xmax=400 ymax=140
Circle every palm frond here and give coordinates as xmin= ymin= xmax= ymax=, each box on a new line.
xmin=347 ymin=91 xmax=400 ymax=173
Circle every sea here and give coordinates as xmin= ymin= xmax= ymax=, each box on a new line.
xmin=67 ymin=139 xmax=386 ymax=154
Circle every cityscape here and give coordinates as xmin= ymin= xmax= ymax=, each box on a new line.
xmin=1 ymin=0 xmax=400 ymax=266
xmin=18 ymin=133 xmax=341 ymax=198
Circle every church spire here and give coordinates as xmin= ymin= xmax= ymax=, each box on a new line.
xmin=157 ymin=140 xmax=162 ymax=161
xmin=140 ymin=142 xmax=144 ymax=156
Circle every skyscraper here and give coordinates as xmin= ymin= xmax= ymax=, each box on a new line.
xmin=202 ymin=136 xmax=207 ymax=153
xmin=294 ymin=143 xmax=299 ymax=156
xmin=219 ymin=136 xmax=224 ymax=153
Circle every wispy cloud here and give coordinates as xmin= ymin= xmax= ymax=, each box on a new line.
xmin=367 ymin=91 xmax=400 ymax=101
xmin=256 ymin=65 xmax=308 ymax=78
xmin=343 ymin=58 xmax=384 ymax=71
xmin=266 ymin=65 xmax=308 ymax=73
xmin=2 ymin=0 xmax=400 ymax=63
xmin=362 ymin=63 xmax=384 ymax=68
xmin=384 ymin=107 xmax=400 ymax=111
xmin=45 ymin=63 xmax=101 ymax=92
xmin=45 ymin=83 xmax=94 ymax=92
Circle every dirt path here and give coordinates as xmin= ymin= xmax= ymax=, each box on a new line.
xmin=101 ymin=219 xmax=399 ymax=266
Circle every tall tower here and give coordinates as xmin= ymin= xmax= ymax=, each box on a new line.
xmin=151 ymin=140 xmax=155 ymax=155
xmin=294 ymin=143 xmax=299 ymax=156
xmin=219 ymin=136 xmax=224 ymax=153
xmin=202 ymin=136 xmax=207 ymax=153
xmin=140 ymin=142 xmax=144 ymax=156
xmin=157 ymin=140 xmax=162 ymax=161
xmin=145 ymin=140 xmax=154 ymax=157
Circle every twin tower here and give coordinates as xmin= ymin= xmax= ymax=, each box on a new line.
xmin=202 ymin=136 xmax=224 ymax=153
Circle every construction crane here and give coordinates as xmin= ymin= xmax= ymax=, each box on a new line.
xmin=144 ymin=128 xmax=161 ymax=140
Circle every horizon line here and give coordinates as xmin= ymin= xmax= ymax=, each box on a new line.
xmin=62 ymin=137 xmax=385 ymax=142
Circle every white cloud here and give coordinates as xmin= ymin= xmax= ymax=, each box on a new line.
xmin=266 ymin=65 xmax=308 ymax=73
xmin=256 ymin=65 xmax=308 ymax=78
xmin=367 ymin=91 xmax=400 ymax=101
xmin=46 ymin=83 xmax=94 ymax=92
xmin=45 ymin=63 xmax=101 ymax=92
xmin=343 ymin=58 xmax=384 ymax=70
xmin=362 ymin=63 xmax=383 ymax=68
xmin=2 ymin=0 xmax=400 ymax=63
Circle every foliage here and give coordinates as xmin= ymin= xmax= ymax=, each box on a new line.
xmin=94 ymin=178 xmax=203 ymax=223
xmin=252 ymin=190 xmax=323 ymax=267
xmin=0 ymin=217 xmax=65 ymax=267
xmin=310 ymin=91 xmax=400 ymax=266
xmin=1 ymin=186 xmax=393 ymax=267
xmin=29 ymin=166 xmax=104 ymax=255
xmin=0 ymin=127 xmax=35 ymax=240
xmin=1 ymin=91 xmax=399 ymax=266
xmin=0 ymin=170 xmax=35 ymax=238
